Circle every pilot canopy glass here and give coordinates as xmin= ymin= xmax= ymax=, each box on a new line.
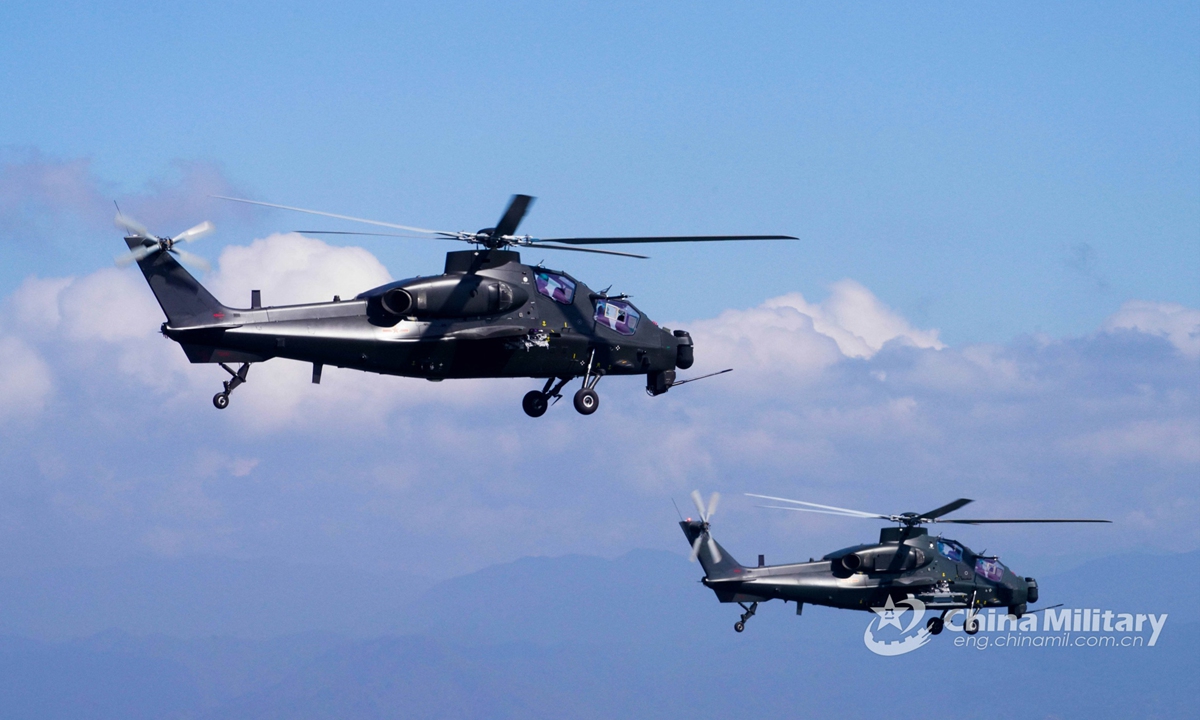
xmin=534 ymin=272 xmax=576 ymax=304
xmin=936 ymin=540 xmax=964 ymax=562
xmin=975 ymin=557 xmax=1006 ymax=582
xmin=594 ymin=299 xmax=640 ymax=336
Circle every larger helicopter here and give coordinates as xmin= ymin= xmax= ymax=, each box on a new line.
xmin=680 ymin=491 xmax=1109 ymax=635
xmin=115 ymin=195 xmax=793 ymax=416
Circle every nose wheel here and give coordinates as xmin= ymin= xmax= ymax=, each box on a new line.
xmin=213 ymin=363 xmax=250 ymax=410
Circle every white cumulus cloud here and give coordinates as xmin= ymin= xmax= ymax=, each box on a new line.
xmin=208 ymin=233 xmax=393 ymax=308
xmin=9 ymin=275 xmax=73 ymax=334
xmin=764 ymin=280 xmax=944 ymax=358
xmin=0 ymin=235 xmax=1196 ymax=568
xmin=1103 ymin=300 xmax=1200 ymax=358
xmin=0 ymin=335 xmax=53 ymax=420
xmin=685 ymin=279 xmax=944 ymax=392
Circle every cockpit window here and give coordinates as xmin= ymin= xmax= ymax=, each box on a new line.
xmin=535 ymin=272 xmax=576 ymax=304
xmin=936 ymin=540 xmax=963 ymax=562
xmin=594 ymin=299 xmax=640 ymax=336
xmin=975 ymin=557 xmax=1006 ymax=582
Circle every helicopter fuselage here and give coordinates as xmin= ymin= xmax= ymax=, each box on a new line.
xmin=122 ymin=192 xmax=787 ymax=413
xmin=682 ymin=521 xmax=1035 ymax=615
xmin=134 ymin=244 xmax=692 ymax=413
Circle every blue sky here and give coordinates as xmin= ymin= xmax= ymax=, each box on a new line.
xmin=0 ymin=2 xmax=1197 ymax=595
xmin=3 ymin=1 xmax=1196 ymax=342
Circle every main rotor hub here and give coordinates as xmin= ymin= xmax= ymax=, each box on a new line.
xmin=468 ymin=228 xmax=511 ymax=250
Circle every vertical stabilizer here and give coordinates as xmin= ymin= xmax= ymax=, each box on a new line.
xmin=126 ymin=237 xmax=227 ymax=326
xmin=680 ymin=520 xmax=743 ymax=579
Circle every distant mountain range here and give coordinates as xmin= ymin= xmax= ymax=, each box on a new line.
xmin=0 ymin=549 xmax=1194 ymax=719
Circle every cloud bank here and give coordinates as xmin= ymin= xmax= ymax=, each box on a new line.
xmin=0 ymin=231 xmax=1195 ymax=580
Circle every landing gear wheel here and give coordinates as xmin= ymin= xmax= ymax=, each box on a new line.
xmin=964 ymin=615 xmax=980 ymax=635
xmin=734 ymin=621 xmax=745 ymax=633
xmin=522 ymin=391 xmax=548 ymax=418
xmin=926 ymin=616 xmax=944 ymax=635
xmin=213 ymin=363 xmax=250 ymax=410
xmin=573 ymin=388 xmax=599 ymax=415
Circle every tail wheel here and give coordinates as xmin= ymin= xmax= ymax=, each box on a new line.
xmin=213 ymin=393 xmax=230 ymax=410
xmin=522 ymin=391 xmax=549 ymax=418
xmin=734 ymin=621 xmax=745 ymax=633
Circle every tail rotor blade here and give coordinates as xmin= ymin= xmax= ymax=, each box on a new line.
xmin=707 ymin=535 xmax=722 ymax=564
xmin=689 ymin=535 xmax=704 ymax=562
xmin=706 ymin=492 xmax=720 ymax=521
xmin=171 ymin=248 xmax=212 ymax=272
xmin=691 ymin=490 xmax=707 ymax=520
xmin=114 ymin=243 xmax=162 ymax=267
xmin=172 ymin=220 xmax=214 ymax=245
xmin=114 ymin=214 xmax=152 ymax=239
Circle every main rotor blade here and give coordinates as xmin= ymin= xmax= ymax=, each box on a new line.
xmin=691 ymin=490 xmax=708 ymax=520
xmin=937 ymin=519 xmax=1112 ymax=525
xmin=535 ymin=234 xmax=797 ymax=246
xmin=755 ymin=505 xmax=888 ymax=520
xmin=494 ymin=194 xmax=534 ymax=238
xmin=689 ymin=535 xmax=704 ymax=562
xmin=525 ymin=242 xmax=649 ymax=259
xmin=745 ymin=494 xmax=887 ymax=519
xmin=212 ymin=196 xmax=453 ymax=236
xmin=171 ymin=247 xmax=212 ymax=272
xmin=171 ymin=220 xmax=214 ymax=245
xmin=296 ymin=230 xmax=468 ymax=242
xmin=114 ymin=243 xmax=162 ymax=267
xmin=920 ymin=498 xmax=973 ymax=521
xmin=706 ymin=535 xmax=722 ymax=564
xmin=114 ymin=214 xmax=153 ymax=239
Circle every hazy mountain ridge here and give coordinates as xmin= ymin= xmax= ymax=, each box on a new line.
xmin=0 ymin=548 xmax=1194 ymax=719
xmin=0 ymin=557 xmax=423 ymax=640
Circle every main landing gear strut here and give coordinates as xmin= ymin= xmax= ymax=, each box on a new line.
xmin=522 ymin=349 xmax=604 ymax=418
xmin=734 ymin=602 xmax=758 ymax=633
xmin=212 ymin=363 xmax=250 ymax=409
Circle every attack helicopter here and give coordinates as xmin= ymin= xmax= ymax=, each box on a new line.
xmin=114 ymin=195 xmax=792 ymax=416
xmin=680 ymin=491 xmax=1109 ymax=635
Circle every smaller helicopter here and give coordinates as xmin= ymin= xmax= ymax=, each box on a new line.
xmin=679 ymin=491 xmax=1109 ymax=635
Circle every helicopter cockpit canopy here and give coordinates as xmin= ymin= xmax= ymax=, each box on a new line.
xmin=534 ymin=271 xmax=576 ymax=304
xmin=595 ymin=298 xmax=640 ymax=336
xmin=975 ymin=557 xmax=1007 ymax=582
xmin=936 ymin=539 xmax=964 ymax=562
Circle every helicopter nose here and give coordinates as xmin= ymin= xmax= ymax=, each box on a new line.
xmin=673 ymin=329 xmax=694 ymax=369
